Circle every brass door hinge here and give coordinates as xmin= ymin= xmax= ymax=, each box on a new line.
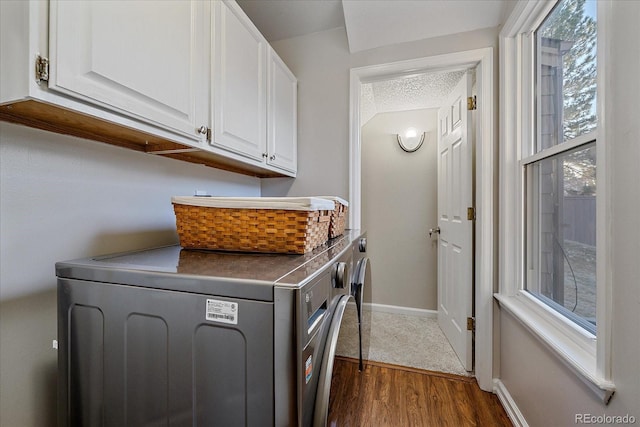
xmin=467 ymin=317 xmax=476 ymax=331
xmin=467 ymin=207 xmax=476 ymax=221
xmin=35 ymin=55 xmax=49 ymax=84
xmin=467 ymin=96 xmax=477 ymax=111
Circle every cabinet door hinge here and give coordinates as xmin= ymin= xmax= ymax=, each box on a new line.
xmin=467 ymin=317 xmax=476 ymax=331
xmin=467 ymin=95 xmax=477 ymax=111
xmin=206 ymin=128 xmax=212 ymax=142
xmin=467 ymin=207 xmax=476 ymax=221
xmin=35 ymin=55 xmax=49 ymax=84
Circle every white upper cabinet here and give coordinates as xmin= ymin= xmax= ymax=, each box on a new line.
xmin=267 ymin=48 xmax=297 ymax=174
xmin=48 ymin=0 xmax=208 ymax=141
xmin=210 ymin=1 xmax=297 ymax=176
xmin=211 ymin=0 xmax=267 ymax=163
xmin=0 ymin=0 xmax=296 ymax=177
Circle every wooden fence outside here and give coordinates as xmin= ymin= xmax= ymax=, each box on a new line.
xmin=563 ymin=195 xmax=596 ymax=246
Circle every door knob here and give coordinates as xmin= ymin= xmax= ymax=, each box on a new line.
xmin=429 ymin=227 xmax=440 ymax=238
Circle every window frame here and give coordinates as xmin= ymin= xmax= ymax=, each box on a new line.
xmin=497 ymin=0 xmax=614 ymax=403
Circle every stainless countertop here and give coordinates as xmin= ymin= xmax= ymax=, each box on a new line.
xmin=56 ymin=230 xmax=362 ymax=302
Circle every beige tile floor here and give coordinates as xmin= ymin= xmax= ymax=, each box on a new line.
xmin=336 ymin=308 xmax=471 ymax=377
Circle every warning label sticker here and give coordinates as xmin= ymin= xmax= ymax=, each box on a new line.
xmin=305 ymin=355 xmax=313 ymax=384
xmin=205 ymin=299 xmax=238 ymax=325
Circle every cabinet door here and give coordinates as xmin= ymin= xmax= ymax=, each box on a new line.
xmin=267 ymin=49 xmax=297 ymax=174
xmin=48 ymin=0 xmax=208 ymax=141
xmin=212 ymin=1 xmax=267 ymax=162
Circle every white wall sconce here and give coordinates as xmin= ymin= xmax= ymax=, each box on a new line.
xmin=397 ymin=127 xmax=425 ymax=152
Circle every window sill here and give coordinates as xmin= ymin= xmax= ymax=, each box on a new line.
xmin=494 ymin=292 xmax=615 ymax=404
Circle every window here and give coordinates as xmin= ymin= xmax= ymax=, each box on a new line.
xmin=525 ymin=0 xmax=598 ymax=334
xmin=526 ymin=143 xmax=596 ymax=333
xmin=499 ymin=0 xmax=613 ymax=401
xmin=535 ymin=0 xmax=597 ymax=149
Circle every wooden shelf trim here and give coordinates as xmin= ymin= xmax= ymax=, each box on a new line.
xmin=0 ymin=99 xmax=286 ymax=178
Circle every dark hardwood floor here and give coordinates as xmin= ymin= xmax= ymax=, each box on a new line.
xmin=327 ymin=357 xmax=513 ymax=427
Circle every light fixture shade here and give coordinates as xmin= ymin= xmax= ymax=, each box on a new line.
xmin=397 ymin=128 xmax=425 ymax=152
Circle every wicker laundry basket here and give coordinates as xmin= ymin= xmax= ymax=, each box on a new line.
xmin=317 ymin=196 xmax=349 ymax=238
xmin=172 ymin=197 xmax=334 ymax=254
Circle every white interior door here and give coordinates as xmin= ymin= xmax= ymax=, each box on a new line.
xmin=437 ymin=71 xmax=474 ymax=371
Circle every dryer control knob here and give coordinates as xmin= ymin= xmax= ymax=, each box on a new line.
xmin=359 ymin=238 xmax=367 ymax=253
xmin=332 ymin=262 xmax=348 ymax=289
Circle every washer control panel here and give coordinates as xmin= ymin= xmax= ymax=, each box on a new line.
xmin=331 ymin=262 xmax=349 ymax=289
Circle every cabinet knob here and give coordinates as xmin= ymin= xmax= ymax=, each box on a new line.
xmin=262 ymin=152 xmax=268 ymax=158
xmin=269 ymin=154 xmax=276 ymax=161
xmin=197 ymin=125 xmax=208 ymax=135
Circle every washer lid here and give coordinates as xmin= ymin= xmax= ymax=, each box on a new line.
xmin=55 ymin=232 xmax=361 ymax=302
xmin=56 ymin=246 xmax=312 ymax=301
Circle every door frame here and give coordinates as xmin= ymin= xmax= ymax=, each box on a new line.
xmin=348 ymin=48 xmax=495 ymax=391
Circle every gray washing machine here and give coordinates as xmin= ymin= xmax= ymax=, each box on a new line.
xmin=352 ymin=236 xmax=372 ymax=371
xmin=56 ymin=230 xmax=369 ymax=427
xmin=312 ymin=234 xmax=371 ymax=426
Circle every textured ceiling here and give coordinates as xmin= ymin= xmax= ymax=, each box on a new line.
xmin=361 ymin=71 xmax=465 ymax=125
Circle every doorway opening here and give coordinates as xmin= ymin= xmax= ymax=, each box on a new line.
xmin=347 ymin=48 xmax=495 ymax=391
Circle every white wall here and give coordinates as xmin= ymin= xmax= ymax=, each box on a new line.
xmin=0 ymin=122 xmax=260 ymax=426
xmin=361 ymin=109 xmax=438 ymax=310
xmin=261 ymin=25 xmax=500 ymax=202
xmin=498 ymin=1 xmax=640 ymax=425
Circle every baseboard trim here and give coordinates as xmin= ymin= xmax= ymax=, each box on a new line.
xmin=365 ymin=302 xmax=438 ymax=318
xmin=493 ymin=379 xmax=529 ymax=427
